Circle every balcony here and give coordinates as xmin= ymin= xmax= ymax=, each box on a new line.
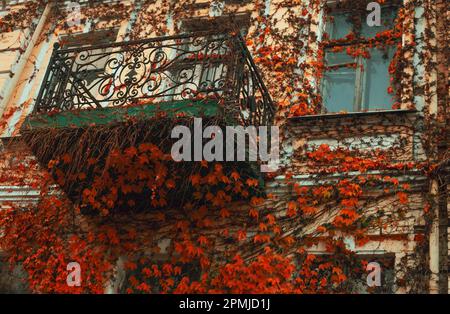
xmin=20 ymin=31 xmax=275 ymax=212
xmin=24 ymin=31 xmax=274 ymax=130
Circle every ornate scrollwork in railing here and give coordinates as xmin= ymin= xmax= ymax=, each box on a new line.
xmin=34 ymin=31 xmax=275 ymax=126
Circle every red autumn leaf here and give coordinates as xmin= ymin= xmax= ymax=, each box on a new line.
xmin=397 ymin=192 xmax=409 ymax=204
xmin=236 ymin=230 xmax=247 ymax=241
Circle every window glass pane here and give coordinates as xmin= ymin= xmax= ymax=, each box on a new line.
xmin=322 ymin=51 xmax=357 ymax=113
xmin=325 ymin=50 xmax=355 ymax=66
xmin=361 ymin=6 xmax=398 ymax=38
xmin=325 ymin=12 xmax=353 ymax=40
xmin=322 ymin=68 xmax=356 ymax=113
xmin=362 ymin=47 xmax=395 ymax=110
xmin=177 ymin=16 xmax=250 ymax=99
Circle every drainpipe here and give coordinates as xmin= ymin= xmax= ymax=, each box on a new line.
xmin=435 ymin=0 xmax=449 ymax=294
xmin=429 ymin=180 xmax=440 ymax=293
xmin=0 ymin=2 xmax=52 ymax=117
xmin=437 ymin=169 xmax=448 ymax=293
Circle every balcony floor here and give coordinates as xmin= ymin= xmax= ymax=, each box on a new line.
xmin=23 ymin=99 xmax=222 ymax=130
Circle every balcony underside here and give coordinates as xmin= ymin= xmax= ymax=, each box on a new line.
xmin=21 ymin=114 xmax=264 ymax=214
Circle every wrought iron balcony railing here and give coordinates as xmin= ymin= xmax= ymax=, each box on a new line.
xmin=34 ymin=31 xmax=275 ymax=126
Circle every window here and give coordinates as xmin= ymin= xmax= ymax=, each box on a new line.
xmin=163 ymin=13 xmax=250 ymax=101
xmin=60 ymin=28 xmax=120 ymax=86
xmin=118 ymin=259 xmax=201 ymax=293
xmin=321 ymin=2 xmax=399 ymax=113
xmin=350 ymin=254 xmax=396 ymax=294
xmin=299 ymin=253 xmax=396 ymax=294
xmin=182 ymin=14 xmax=249 ymax=91
xmin=52 ymin=28 xmax=120 ymax=109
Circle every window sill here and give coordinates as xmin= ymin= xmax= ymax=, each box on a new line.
xmin=288 ymin=109 xmax=417 ymax=122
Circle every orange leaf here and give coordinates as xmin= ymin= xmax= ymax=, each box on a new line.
xmin=237 ymin=230 xmax=247 ymax=241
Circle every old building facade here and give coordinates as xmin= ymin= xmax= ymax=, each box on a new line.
xmin=0 ymin=0 xmax=448 ymax=293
